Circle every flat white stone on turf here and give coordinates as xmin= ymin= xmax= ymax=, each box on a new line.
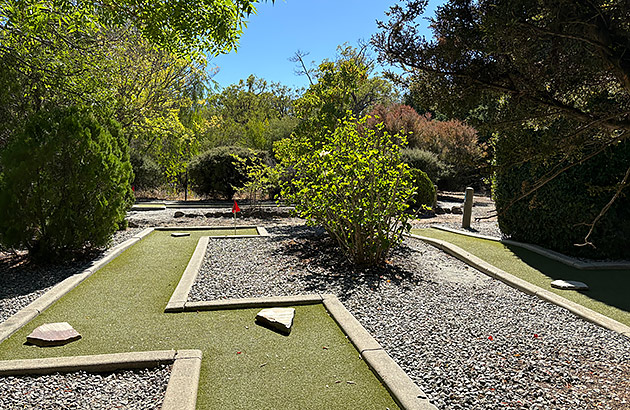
xmin=171 ymin=232 xmax=191 ymax=237
xmin=255 ymin=308 xmax=295 ymax=334
xmin=26 ymin=322 xmax=81 ymax=346
xmin=550 ymin=279 xmax=589 ymax=290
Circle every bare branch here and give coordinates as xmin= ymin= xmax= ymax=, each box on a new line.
xmin=289 ymin=50 xmax=314 ymax=86
xmin=575 ymin=163 xmax=630 ymax=248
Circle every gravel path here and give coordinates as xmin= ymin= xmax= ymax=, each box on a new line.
xmin=0 ymin=364 xmax=171 ymax=409
xmin=189 ymin=225 xmax=630 ymax=410
xmin=0 ymin=228 xmax=143 ymax=325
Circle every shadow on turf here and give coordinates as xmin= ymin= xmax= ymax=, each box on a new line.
xmin=507 ymin=245 xmax=630 ymax=316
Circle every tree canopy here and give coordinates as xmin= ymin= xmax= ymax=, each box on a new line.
xmin=201 ymin=75 xmax=298 ymax=150
xmin=374 ymin=0 xmax=630 ymax=245
xmin=374 ymin=0 xmax=630 ymax=138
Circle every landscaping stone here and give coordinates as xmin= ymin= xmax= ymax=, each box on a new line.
xmin=174 ymin=211 xmax=184 ymax=218
xmin=255 ymin=308 xmax=295 ymax=334
xmin=451 ymin=206 xmax=463 ymax=215
xmin=26 ymin=322 xmax=81 ymax=347
xmin=171 ymin=232 xmax=190 ymax=237
xmin=551 ymin=279 xmax=589 ymax=290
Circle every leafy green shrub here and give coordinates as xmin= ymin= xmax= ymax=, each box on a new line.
xmin=188 ymin=146 xmax=267 ymax=199
xmin=282 ymin=115 xmax=415 ymax=266
xmin=494 ymin=138 xmax=630 ymax=259
xmin=130 ymin=151 xmax=163 ymax=191
xmin=0 ymin=106 xmax=133 ymax=260
xmin=409 ymin=168 xmax=435 ymax=209
xmin=400 ymin=148 xmax=448 ymax=184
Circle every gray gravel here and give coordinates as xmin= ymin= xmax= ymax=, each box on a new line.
xmin=433 ymin=221 xmax=503 ymax=239
xmin=0 ymin=228 xmax=143 ymax=324
xmin=127 ymin=208 xmax=303 ymax=229
xmin=0 ymin=364 xmax=171 ymax=409
xmin=189 ymin=225 xmax=630 ymax=410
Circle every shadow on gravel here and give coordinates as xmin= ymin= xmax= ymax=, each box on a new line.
xmin=0 ymin=251 xmax=103 ymax=299
xmin=268 ymin=225 xmax=426 ymax=301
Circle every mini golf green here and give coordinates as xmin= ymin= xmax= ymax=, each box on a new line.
xmin=131 ymin=203 xmax=166 ymax=210
xmin=0 ymin=229 xmax=399 ymax=409
xmin=413 ymin=228 xmax=630 ymax=327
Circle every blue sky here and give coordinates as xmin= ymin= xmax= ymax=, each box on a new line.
xmin=209 ymin=0 xmax=441 ymax=90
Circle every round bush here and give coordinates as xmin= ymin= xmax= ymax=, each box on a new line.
xmin=409 ymin=168 xmax=436 ymax=209
xmin=0 ymin=106 xmax=133 ymax=260
xmin=130 ymin=151 xmax=163 ymax=191
xmin=494 ymin=138 xmax=630 ymax=260
xmin=188 ymin=146 xmax=267 ymax=199
xmin=400 ymin=148 xmax=448 ymax=184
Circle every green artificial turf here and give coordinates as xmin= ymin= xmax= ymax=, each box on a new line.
xmin=131 ymin=203 xmax=167 ymax=210
xmin=0 ymin=230 xmax=399 ymax=410
xmin=412 ymin=228 xmax=630 ymax=327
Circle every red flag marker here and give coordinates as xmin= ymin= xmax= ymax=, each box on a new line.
xmin=232 ymin=200 xmax=241 ymax=213
xmin=231 ymin=200 xmax=240 ymax=235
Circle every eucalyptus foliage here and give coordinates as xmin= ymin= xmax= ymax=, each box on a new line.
xmin=282 ymin=115 xmax=415 ymax=266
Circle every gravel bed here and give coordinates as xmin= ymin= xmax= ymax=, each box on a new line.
xmin=0 ymin=228 xmax=143 ymax=325
xmin=432 ymin=221 xmax=503 ymax=239
xmin=0 ymin=364 xmax=171 ymax=409
xmin=189 ymin=225 xmax=630 ymax=410
xmin=127 ymin=208 xmax=303 ymax=229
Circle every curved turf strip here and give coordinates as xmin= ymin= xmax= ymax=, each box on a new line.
xmin=0 ymin=230 xmax=399 ymax=409
xmin=413 ymin=228 xmax=630 ymax=327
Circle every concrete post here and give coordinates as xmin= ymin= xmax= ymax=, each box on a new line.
xmin=462 ymin=187 xmax=474 ymax=228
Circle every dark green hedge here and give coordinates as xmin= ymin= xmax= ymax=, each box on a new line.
xmin=188 ymin=146 xmax=268 ymax=199
xmin=494 ymin=138 xmax=630 ymax=260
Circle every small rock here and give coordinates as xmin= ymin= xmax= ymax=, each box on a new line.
xmin=174 ymin=211 xmax=184 ymax=218
xmin=171 ymin=232 xmax=190 ymax=237
xmin=255 ymin=308 xmax=295 ymax=334
xmin=27 ymin=322 xmax=81 ymax=347
xmin=185 ymin=213 xmax=199 ymax=218
xmin=451 ymin=206 xmax=463 ymax=215
xmin=550 ymin=280 xmax=589 ymax=290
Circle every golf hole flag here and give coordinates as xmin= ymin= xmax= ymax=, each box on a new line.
xmin=231 ymin=200 xmax=240 ymax=235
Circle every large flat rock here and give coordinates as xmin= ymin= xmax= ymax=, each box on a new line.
xmin=255 ymin=308 xmax=295 ymax=335
xmin=27 ymin=322 xmax=81 ymax=347
xmin=171 ymin=232 xmax=191 ymax=237
xmin=551 ymin=279 xmax=589 ymax=291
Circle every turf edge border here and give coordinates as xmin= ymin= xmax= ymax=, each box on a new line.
xmin=155 ymin=225 xmax=270 ymax=239
xmin=0 ymin=228 xmax=155 ymax=345
xmin=429 ymin=225 xmax=630 ymax=270
xmin=0 ymin=349 xmax=202 ymax=410
xmin=163 ymin=245 xmax=436 ymax=410
xmin=321 ymin=294 xmax=437 ymax=410
xmin=409 ymin=233 xmax=630 ymax=339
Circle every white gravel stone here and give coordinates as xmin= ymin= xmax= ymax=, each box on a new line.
xmin=0 ymin=364 xmax=171 ymax=409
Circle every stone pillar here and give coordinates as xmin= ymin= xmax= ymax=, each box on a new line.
xmin=462 ymin=187 xmax=474 ymax=228
xmin=432 ymin=185 xmax=438 ymax=209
